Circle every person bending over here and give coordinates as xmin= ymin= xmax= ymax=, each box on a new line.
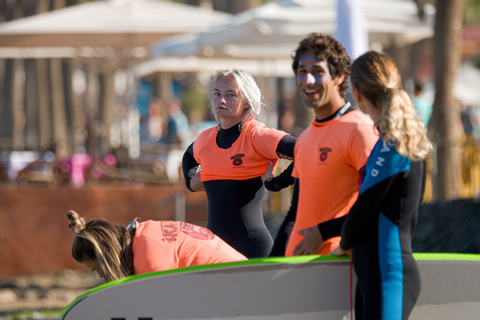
xmin=66 ymin=210 xmax=247 ymax=282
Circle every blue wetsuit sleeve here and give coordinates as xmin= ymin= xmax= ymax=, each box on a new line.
xmin=182 ymin=143 xmax=198 ymax=192
xmin=269 ymin=180 xmax=299 ymax=256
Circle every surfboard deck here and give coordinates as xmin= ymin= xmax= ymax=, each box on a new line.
xmin=60 ymin=253 xmax=480 ymax=320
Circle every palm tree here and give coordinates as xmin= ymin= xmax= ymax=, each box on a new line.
xmin=432 ymin=0 xmax=467 ymax=200
xmin=414 ymin=0 xmax=467 ymax=200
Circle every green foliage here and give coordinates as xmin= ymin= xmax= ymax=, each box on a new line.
xmin=473 ymin=55 xmax=480 ymax=70
xmin=465 ymin=0 xmax=480 ymax=25
xmin=0 ymin=309 xmax=62 ymax=320
xmin=181 ymin=86 xmax=208 ymax=121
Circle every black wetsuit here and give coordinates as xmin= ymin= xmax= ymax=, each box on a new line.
xmin=319 ymin=139 xmax=424 ymax=320
xmin=183 ymin=124 xmax=296 ymax=258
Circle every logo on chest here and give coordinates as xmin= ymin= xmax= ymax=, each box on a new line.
xmin=231 ymin=153 xmax=245 ymax=166
xmin=319 ymin=147 xmax=332 ymax=162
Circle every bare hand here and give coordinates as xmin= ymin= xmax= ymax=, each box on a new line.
xmin=189 ymin=166 xmax=204 ymax=192
xmin=330 ymin=246 xmax=352 ymax=256
xmin=261 ymin=160 xmax=275 ymax=183
xmin=187 ymin=165 xmax=201 ymax=178
xmin=292 ymin=226 xmax=324 ymax=256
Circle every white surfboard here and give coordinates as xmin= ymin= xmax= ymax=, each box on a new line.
xmin=60 ymin=254 xmax=480 ymax=320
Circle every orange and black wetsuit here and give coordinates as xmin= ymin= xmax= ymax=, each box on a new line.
xmin=182 ymin=120 xmax=295 ymax=258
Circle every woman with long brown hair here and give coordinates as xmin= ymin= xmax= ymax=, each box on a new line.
xmin=335 ymin=51 xmax=432 ymax=320
xmin=66 ymin=210 xmax=247 ymax=282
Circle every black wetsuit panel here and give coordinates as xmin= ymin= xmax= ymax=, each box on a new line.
xmin=269 ymin=180 xmax=298 ymax=256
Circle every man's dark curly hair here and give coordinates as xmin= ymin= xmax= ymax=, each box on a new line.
xmin=292 ymin=33 xmax=351 ymax=97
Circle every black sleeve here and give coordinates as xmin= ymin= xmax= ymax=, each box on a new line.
xmin=340 ymin=174 xmax=399 ymax=249
xmin=264 ymin=135 xmax=296 ymax=192
xmin=182 ymin=143 xmax=199 ymax=192
xmin=269 ymin=180 xmax=299 ymax=256
xmin=264 ymin=161 xmax=295 ymax=192
xmin=317 ymin=215 xmax=347 ymax=241
xmin=275 ymin=135 xmax=296 ymax=160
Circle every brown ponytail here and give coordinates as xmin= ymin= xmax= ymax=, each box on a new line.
xmin=351 ymin=51 xmax=432 ymax=160
xmin=65 ymin=211 xmax=136 ymax=282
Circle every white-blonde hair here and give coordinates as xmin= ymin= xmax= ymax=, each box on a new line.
xmin=207 ymin=68 xmax=265 ymax=125
xmin=351 ymin=51 xmax=432 ymax=161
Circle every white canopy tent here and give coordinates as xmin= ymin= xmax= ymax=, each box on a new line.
xmin=134 ymin=56 xmax=294 ymax=78
xmin=149 ymin=0 xmax=435 ymax=61
xmin=0 ymin=0 xmax=230 ymax=49
xmin=454 ymin=59 xmax=480 ymax=107
xmin=0 ymin=0 xmax=231 ymax=159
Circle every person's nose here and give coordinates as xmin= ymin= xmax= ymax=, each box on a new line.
xmin=305 ymin=73 xmax=315 ymax=86
xmin=219 ymin=95 xmax=227 ymax=104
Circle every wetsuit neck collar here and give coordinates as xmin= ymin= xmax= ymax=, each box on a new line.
xmin=315 ymin=102 xmax=351 ymax=123
xmin=219 ymin=122 xmax=242 ymax=137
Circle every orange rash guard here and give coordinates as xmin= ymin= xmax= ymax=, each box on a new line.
xmin=286 ymin=110 xmax=378 ymax=256
xmin=193 ymin=119 xmax=288 ymax=181
xmin=132 ymin=221 xmax=247 ymax=274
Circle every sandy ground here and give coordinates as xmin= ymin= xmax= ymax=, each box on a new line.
xmin=0 ymin=269 xmax=103 ymax=315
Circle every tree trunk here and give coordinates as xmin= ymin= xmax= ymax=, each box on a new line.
xmin=25 ymin=58 xmax=40 ymax=149
xmin=48 ymin=0 xmax=70 ymax=157
xmin=19 ymin=0 xmax=41 ymax=150
xmin=85 ymin=64 xmax=100 ymax=157
xmin=12 ymin=59 xmax=25 ymax=150
xmin=50 ymin=59 xmax=70 ymax=157
xmin=51 ymin=0 xmax=66 ymax=10
xmin=100 ymin=67 xmax=115 ymax=154
xmin=1 ymin=60 xmax=15 ymax=148
xmin=222 ymin=0 xmax=260 ymax=13
xmin=0 ymin=1 xmax=19 ymax=149
xmin=62 ymin=59 xmax=75 ymax=150
xmin=208 ymin=0 xmax=260 ymax=13
xmin=37 ymin=59 xmax=53 ymax=151
xmin=431 ymin=0 xmax=467 ymax=200
xmin=70 ymin=60 xmax=86 ymax=153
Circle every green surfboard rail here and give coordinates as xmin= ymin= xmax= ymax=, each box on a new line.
xmin=59 ymin=252 xmax=480 ymax=319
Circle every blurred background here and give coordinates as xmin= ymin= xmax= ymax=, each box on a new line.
xmin=0 ymin=0 xmax=479 ymax=318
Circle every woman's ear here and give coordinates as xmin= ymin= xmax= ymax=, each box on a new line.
xmin=352 ymin=87 xmax=362 ymax=103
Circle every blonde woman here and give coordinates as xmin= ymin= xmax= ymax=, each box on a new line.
xmin=182 ymin=69 xmax=295 ymax=258
xmin=66 ymin=211 xmax=247 ymax=282
xmin=295 ymin=51 xmax=432 ymax=320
